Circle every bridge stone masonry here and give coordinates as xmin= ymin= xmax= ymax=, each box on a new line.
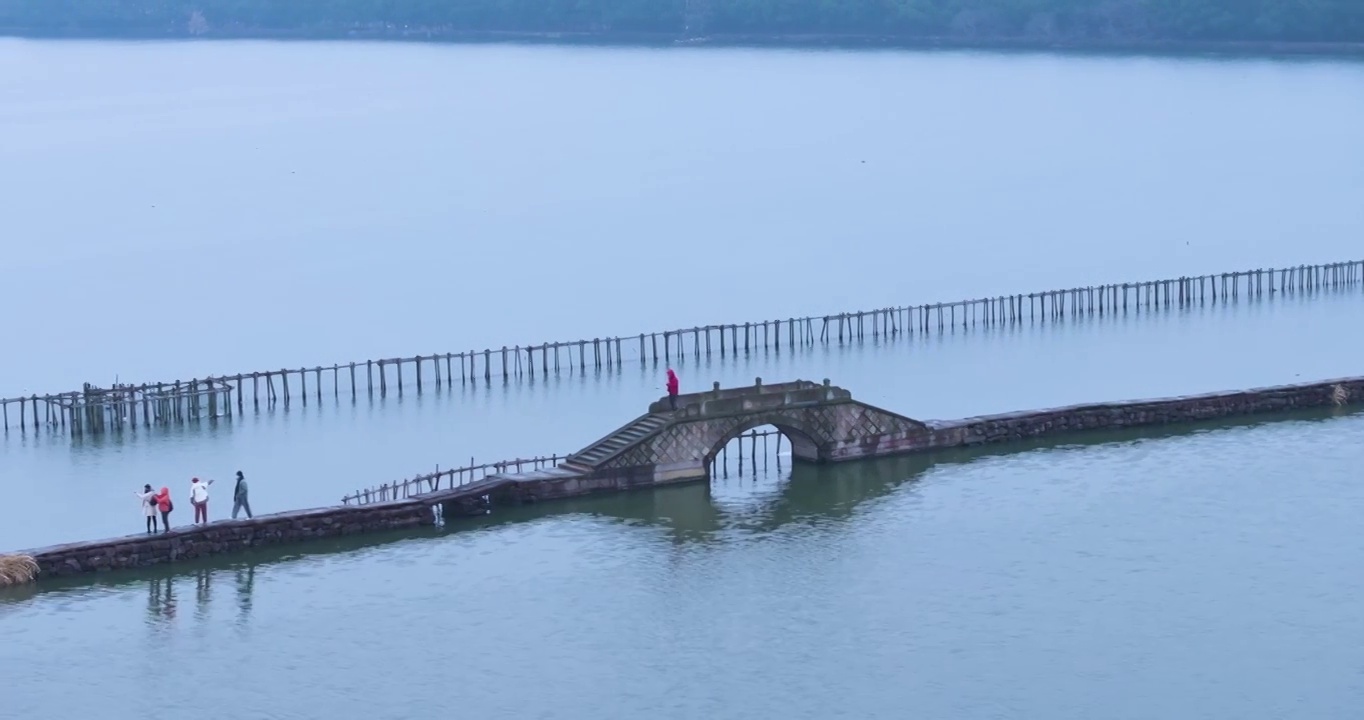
xmin=429 ymin=378 xmax=931 ymax=514
xmin=12 ymin=374 xmax=1364 ymax=581
xmin=430 ymin=374 xmax=1364 ymax=514
xmin=561 ymin=378 xmax=930 ymax=482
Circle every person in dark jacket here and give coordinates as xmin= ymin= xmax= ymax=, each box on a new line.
xmin=232 ymin=470 xmax=252 ymax=520
xmin=666 ymin=368 xmax=680 ymax=410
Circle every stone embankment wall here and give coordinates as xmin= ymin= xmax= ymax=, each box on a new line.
xmin=812 ymin=376 xmax=1363 ymax=461
xmin=25 ymin=501 xmax=433 ymax=579
xmin=932 ymin=376 xmax=1363 ymax=448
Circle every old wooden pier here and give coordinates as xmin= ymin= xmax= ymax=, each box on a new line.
xmin=4 ymin=259 xmax=1362 ymax=435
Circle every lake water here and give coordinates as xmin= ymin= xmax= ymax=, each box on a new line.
xmin=5 ymin=412 xmax=1364 ymax=720
xmin=2 ymin=39 xmax=1363 ymax=550
xmin=1 ymin=40 xmax=1363 ymax=391
xmin=3 ymin=286 xmax=1363 ymax=550
xmin=3 ymin=39 xmax=1364 ymax=719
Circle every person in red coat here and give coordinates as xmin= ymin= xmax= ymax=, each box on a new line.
xmin=666 ymin=368 xmax=680 ymax=410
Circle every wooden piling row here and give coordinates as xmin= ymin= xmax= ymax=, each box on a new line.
xmin=6 ymin=259 xmax=1363 ymax=435
xmin=0 ymin=379 xmax=236 ymax=437
xmin=710 ymin=428 xmax=785 ymax=479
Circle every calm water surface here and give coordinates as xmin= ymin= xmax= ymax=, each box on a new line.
xmin=2 ymin=288 xmax=1361 ymax=549
xmin=5 ymin=413 xmax=1364 ymax=720
xmin=3 ymin=40 xmax=1364 ymax=719
xmin=0 ymin=40 xmax=1362 ymax=391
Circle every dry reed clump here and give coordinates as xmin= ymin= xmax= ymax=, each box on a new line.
xmin=0 ymin=554 xmax=39 ymax=587
xmin=1332 ymin=384 xmax=1349 ymax=407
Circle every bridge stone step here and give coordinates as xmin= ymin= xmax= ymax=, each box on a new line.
xmin=561 ymin=411 xmax=674 ymax=471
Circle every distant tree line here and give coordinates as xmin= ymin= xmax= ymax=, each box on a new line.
xmin=3 ymin=0 xmax=1363 ymax=44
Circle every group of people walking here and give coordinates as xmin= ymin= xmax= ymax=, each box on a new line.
xmin=136 ymin=471 xmax=253 ymax=533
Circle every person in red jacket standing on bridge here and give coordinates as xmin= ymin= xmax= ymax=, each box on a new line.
xmin=666 ymin=368 xmax=680 ymax=410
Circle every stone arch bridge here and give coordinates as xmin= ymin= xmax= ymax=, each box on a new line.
xmin=557 ymin=378 xmax=932 ymax=485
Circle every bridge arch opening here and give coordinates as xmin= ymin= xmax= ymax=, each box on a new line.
xmin=706 ymin=419 xmax=822 ymax=480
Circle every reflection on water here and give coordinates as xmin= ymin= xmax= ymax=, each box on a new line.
xmin=5 ymin=404 xmax=1356 ymax=611
xmin=146 ymin=576 xmax=174 ymax=623
xmin=235 ymin=565 xmax=254 ymax=626
xmin=10 ymin=403 xmax=1347 ymax=608
xmin=194 ymin=569 xmax=211 ymax=621
xmin=3 ymin=432 xmax=930 ymax=605
xmin=5 ymin=410 xmax=1364 ymax=720
xmin=142 ymin=564 xmax=257 ymax=631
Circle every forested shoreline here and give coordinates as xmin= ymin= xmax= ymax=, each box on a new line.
xmin=3 ymin=0 xmax=1364 ymax=48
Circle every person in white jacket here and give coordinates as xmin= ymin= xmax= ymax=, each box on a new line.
xmin=135 ymin=484 xmax=159 ymax=533
xmin=190 ymin=477 xmax=214 ymax=524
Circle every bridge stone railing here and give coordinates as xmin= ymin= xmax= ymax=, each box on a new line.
xmin=647 ymin=378 xmax=852 ymax=417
